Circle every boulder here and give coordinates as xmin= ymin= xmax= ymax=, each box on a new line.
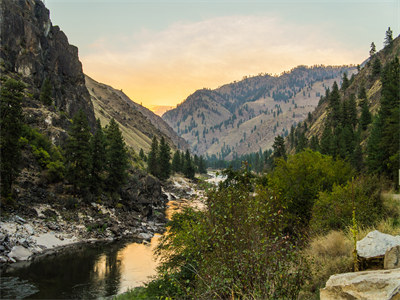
xmin=320 ymin=269 xmax=400 ymax=300
xmin=138 ymin=232 xmax=152 ymax=241
xmin=7 ymin=246 xmax=33 ymax=261
xmin=385 ymin=246 xmax=400 ymax=270
xmin=357 ymin=231 xmax=400 ymax=259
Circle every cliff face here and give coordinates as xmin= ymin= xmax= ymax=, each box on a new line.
xmin=0 ymin=0 xmax=95 ymax=129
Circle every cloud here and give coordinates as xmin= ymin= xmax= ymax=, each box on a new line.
xmin=82 ymin=15 xmax=364 ymax=107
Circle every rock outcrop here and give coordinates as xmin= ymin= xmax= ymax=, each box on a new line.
xmin=385 ymin=246 xmax=400 ymax=270
xmin=320 ymin=269 xmax=400 ymax=300
xmin=357 ymin=231 xmax=400 ymax=259
xmin=1 ymin=0 xmax=96 ymax=131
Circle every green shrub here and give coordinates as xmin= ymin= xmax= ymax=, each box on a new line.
xmin=32 ymin=146 xmax=51 ymax=167
xmin=268 ymin=150 xmax=354 ymax=228
xmin=45 ymin=161 xmax=65 ymax=183
xmin=311 ymin=175 xmax=384 ymax=233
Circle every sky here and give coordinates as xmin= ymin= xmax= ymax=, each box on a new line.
xmin=45 ymin=0 xmax=399 ymax=109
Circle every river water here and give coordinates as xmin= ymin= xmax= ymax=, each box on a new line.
xmin=0 ymin=174 xmax=224 ymax=299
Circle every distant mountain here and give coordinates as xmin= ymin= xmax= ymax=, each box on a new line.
xmin=163 ymin=65 xmax=356 ymax=159
xmin=86 ymin=75 xmax=188 ymax=153
xmin=149 ymin=105 xmax=174 ymax=117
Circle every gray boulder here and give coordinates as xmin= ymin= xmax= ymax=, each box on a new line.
xmin=385 ymin=245 xmax=400 ymax=270
xmin=7 ymin=246 xmax=32 ymax=261
xmin=357 ymin=230 xmax=400 ymax=259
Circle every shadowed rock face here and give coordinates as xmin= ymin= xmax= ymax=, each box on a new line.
xmin=0 ymin=0 xmax=95 ymax=129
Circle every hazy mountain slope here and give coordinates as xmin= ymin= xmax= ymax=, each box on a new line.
xmin=163 ymin=65 xmax=355 ymax=158
xmin=289 ymin=36 xmax=400 ymax=153
xmin=86 ymin=75 xmax=188 ymax=153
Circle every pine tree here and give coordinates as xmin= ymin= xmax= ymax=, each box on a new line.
xmin=360 ymin=99 xmax=372 ymax=130
xmin=328 ymin=81 xmax=341 ymax=127
xmin=341 ymin=72 xmax=350 ymax=90
xmin=65 ymin=110 xmax=92 ymax=193
xmin=372 ymin=58 xmax=381 ymax=77
xmin=183 ymin=150 xmax=195 ymax=179
xmin=320 ymin=125 xmax=333 ymax=155
xmin=309 ymin=136 xmax=320 ymax=152
xmin=147 ymin=136 xmax=159 ymax=177
xmin=198 ymin=155 xmax=207 ymax=174
xmin=172 ymin=150 xmax=181 ymax=173
xmin=105 ymin=118 xmax=128 ymax=191
xmin=89 ymin=119 xmax=106 ymax=194
xmin=272 ymin=135 xmax=286 ymax=160
xmin=366 ymin=114 xmax=384 ymax=174
xmin=39 ymin=78 xmax=52 ymax=106
xmin=384 ymin=27 xmax=393 ymax=49
xmin=358 ymin=86 xmax=367 ymax=100
xmin=0 ymin=79 xmax=25 ymax=199
xmin=348 ymin=94 xmax=358 ymax=128
xmin=369 ymin=42 xmax=376 ymax=57
xmin=158 ymin=136 xmax=171 ymax=180
xmin=139 ymin=148 xmax=146 ymax=161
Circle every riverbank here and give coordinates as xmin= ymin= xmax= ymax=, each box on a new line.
xmin=0 ymin=174 xmax=204 ymax=265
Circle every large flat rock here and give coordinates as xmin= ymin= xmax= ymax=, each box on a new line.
xmin=320 ymin=269 xmax=400 ymax=300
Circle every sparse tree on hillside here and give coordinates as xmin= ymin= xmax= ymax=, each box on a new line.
xmin=272 ymin=135 xmax=286 ymax=161
xmin=341 ymin=72 xmax=350 ymax=90
xmin=372 ymin=58 xmax=382 ymax=77
xmin=369 ymin=42 xmax=376 ymax=57
xmin=139 ymin=148 xmax=146 ymax=161
xmin=0 ymin=79 xmax=24 ymax=199
xmin=360 ymin=99 xmax=372 ymax=130
xmin=384 ymin=27 xmax=393 ymax=49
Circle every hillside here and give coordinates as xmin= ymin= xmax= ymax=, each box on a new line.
xmin=287 ymin=35 xmax=400 ymax=154
xmin=163 ymin=65 xmax=355 ymax=159
xmin=86 ymin=75 xmax=188 ymax=153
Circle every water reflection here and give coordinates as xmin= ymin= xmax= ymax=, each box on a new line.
xmin=1 ymin=236 xmax=160 ymax=299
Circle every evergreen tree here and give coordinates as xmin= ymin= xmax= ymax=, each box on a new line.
xmin=348 ymin=94 xmax=358 ymax=128
xmin=320 ymin=125 xmax=333 ymax=155
xmin=272 ymin=135 xmax=286 ymax=160
xmin=105 ymin=118 xmax=128 ymax=191
xmin=65 ymin=110 xmax=92 ymax=193
xmin=351 ymin=130 xmax=363 ymax=172
xmin=139 ymin=148 xmax=146 ymax=161
xmin=372 ymin=58 xmax=381 ymax=77
xmin=328 ymin=81 xmax=341 ymax=127
xmin=295 ymin=132 xmax=307 ymax=153
xmin=309 ymin=136 xmax=320 ymax=152
xmin=358 ymin=86 xmax=367 ymax=100
xmin=360 ymin=99 xmax=372 ymax=130
xmin=0 ymin=79 xmax=25 ymax=199
xmin=341 ymin=72 xmax=350 ymax=90
xmin=183 ymin=150 xmax=195 ymax=179
xmin=39 ymin=78 xmax=52 ymax=106
xmin=366 ymin=114 xmax=385 ymax=174
xmin=89 ymin=119 xmax=106 ymax=194
xmin=172 ymin=150 xmax=181 ymax=173
xmin=369 ymin=42 xmax=376 ymax=57
xmin=384 ymin=27 xmax=393 ymax=49
xmin=147 ymin=136 xmax=159 ymax=177
xmin=198 ymin=155 xmax=207 ymax=174
xmin=158 ymin=136 xmax=171 ymax=180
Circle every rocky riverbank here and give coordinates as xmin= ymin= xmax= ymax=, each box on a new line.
xmin=0 ymin=174 xmax=206 ymax=265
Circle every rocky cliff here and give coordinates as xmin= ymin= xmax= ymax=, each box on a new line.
xmin=0 ymin=0 xmax=95 ymax=132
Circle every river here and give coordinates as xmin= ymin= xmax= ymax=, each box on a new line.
xmin=0 ymin=173 xmax=225 ymax=299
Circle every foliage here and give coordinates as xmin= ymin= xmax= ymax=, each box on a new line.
xmin=147 ymin=136 xmax=159 ymax=178
xmin=183 ymin=149 xmax=195 ymax=179
xmin=311 ymin=175 xmax=384 ymax=233
xmin=89 ymin=119 xmax=107 ymax=194
xmin=105 ymin=118 xmax=129 ymax=191
xmin=367 ymin=57 xmax=400 ymax=185
xmin=158 ymin=136 xmax=171 ymax=180
xmin=268 ymin=150 xmax=353 ymax=228
xmin=152 ymin=168 xmax=309 ymax=299
xmin=64 ymin=109 xmax=92 ymax=193
xmin=0 ymin=78 xmax=25 ymax=199
xmin=272 ymin=135 xmax=286 ymax=161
